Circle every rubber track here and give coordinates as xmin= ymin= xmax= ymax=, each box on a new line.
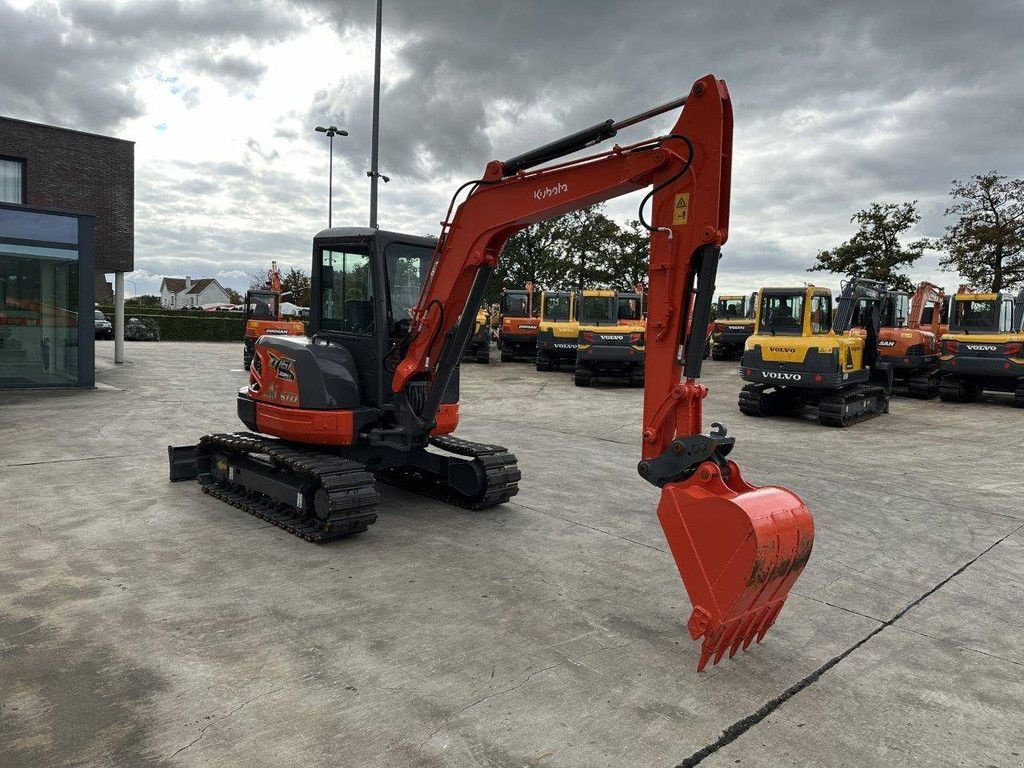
xmin=906 ymin=370 xmax=939 ymax=399
xmin=738 ymin=384 xmax=766 ymax=416
xmin=939 ymin=375 xmax=975 ymax=402
xmin=197 ymin=432 xmax=379 ymax=542
xmin=816 ymin=385 xmax=888 ymax=427
xmin=738 ymin=384 xmax=801 ymax=417
xmin=374 ymin=435 xmax=521 ymax=510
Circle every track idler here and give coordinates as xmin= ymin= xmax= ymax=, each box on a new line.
xmin=639 ymin=426 xmax=814 ymax=671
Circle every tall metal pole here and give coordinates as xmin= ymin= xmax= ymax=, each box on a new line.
xmin=328 ymin=131 xmax=334 ymax=228
xmin=369 ymin=0 xmax=382 ymax=228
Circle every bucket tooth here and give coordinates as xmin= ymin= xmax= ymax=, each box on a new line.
xmin=656 ymin=459 xmax=815 ymax=671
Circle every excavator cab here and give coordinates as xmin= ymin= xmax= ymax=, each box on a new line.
xmin=498 ymin=288 xmax=538 ymax=362
xmin=711 ymin=291 xmax=757 ymax=359
xmin=535 ymin=291 xmax=578 ymax=371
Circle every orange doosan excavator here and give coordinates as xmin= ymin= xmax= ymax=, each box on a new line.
xmin=169 ymin=76 xmax=814 ymax=671
xmin=876 ymin=281 xmax=947 ymax=398
xmin=242 ymin=261 xmax=305 ymax=369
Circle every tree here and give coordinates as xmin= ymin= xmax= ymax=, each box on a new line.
xmin=558 ymin=207 xmax=622 ymax=289
xmin=596 ymin=219 xmax=650 ymax=291
xmin=126 ymin=294 xmax=161 ymax=307
xmin=224 ymin=287 xmax=243 ymax=304
xmin=935 ymin=172 xmax=1024 ymax=292
xmin=281 ymin=268 xmax=311 ymax=306
xmin=484 ymin=204 xmax=635 ymax=304
xmin=809 ymin=202 xmax=926 ymax=292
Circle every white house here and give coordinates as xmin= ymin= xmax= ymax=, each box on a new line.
xmin=160 ymin=276 xmax=232 ymax=309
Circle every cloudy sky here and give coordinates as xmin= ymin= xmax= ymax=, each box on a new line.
xmin=2 ymin=0 xmax=1022 ymax=296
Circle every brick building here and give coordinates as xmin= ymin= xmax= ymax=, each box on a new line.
xmin=0 ymin=116 xmax=133 ymax=387
xmin=0 ymin=116 xmax=134 ymax=303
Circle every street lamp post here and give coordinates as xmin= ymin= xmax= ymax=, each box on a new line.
xmin=315 ymin=125 xmax=348 ymax=228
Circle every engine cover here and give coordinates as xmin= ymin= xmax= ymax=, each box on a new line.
xmin=250 ymin=335 xmax=361 ymax=410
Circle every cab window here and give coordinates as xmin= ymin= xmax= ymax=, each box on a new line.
xmin=759 ymin=294 xmax=805 ymax=335
xmin=953 ymin=299 xmax=997 ymax=332
xmin=617 ymin=296 xmax=642 ymax=321
xmin=718 ymin=298 xmax=745 ymax=319
xmin=542 ymin=294 xmax=571 ymax=322
xmin=810 ymin=294 xmax=832 ymax=334
xmin=385 ymin=242 xmax=433 ymax=333
xmin=580 ymin=296 xmax=613 ymax=325
xmin=321 ymin=248 xmax=374 ymax=334
xmin=501 ymin=292 xmax=531 ymax=317
xmin=1000 ymin=299 xmax=1014 ymax=332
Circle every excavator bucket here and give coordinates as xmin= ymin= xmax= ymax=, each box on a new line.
xmin=658 ymin=460 xmax=814 ymax=671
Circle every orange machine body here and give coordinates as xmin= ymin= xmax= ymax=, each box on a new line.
xmin=247 ymin=341 xmax=458 ymax=444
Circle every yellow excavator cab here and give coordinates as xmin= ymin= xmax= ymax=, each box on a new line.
xmin=536 ymin=291 xmax=578 ymax=371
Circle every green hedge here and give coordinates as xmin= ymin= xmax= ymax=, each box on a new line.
xmin=124 ymin=313 xmax=245 ymax=341
xmin=96 ymin=306 xmax=311 ymax=341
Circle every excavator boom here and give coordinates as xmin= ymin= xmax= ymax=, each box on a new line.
xmin=392 ymin=75 xmax=814 ymax=670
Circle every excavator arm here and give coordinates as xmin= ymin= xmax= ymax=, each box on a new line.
xmin=394 ymin=75 xmax=814 ymax=670
xmin=909 ymin=281 xmax=946 ymax=336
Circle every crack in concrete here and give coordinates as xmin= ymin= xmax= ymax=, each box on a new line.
xmin=421 ymin=663 xmax=562 ymax=747
xmin=789 ymin=592 xmax=884 ymax=624
xmin=888 ymin=625 xmax=1024 ymax=669
xmin=420 ymin=638 xmax=636 ymax=749
xmin=167 ymin=686 xmax=284 ymax=759
xmin=674 ymin=522 xmax=1024 ymax=767
xmin=4 ymin=454 xmax=136 ymax=468
xmin=510 ymin=498 xmax=666 ymax=555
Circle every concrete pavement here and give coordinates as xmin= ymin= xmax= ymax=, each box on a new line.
xmin=1 ymin=341 xmax=1021 ymax=767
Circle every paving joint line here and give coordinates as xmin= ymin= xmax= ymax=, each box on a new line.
xmin=674 ymin=522 xmax=1024 ymax=768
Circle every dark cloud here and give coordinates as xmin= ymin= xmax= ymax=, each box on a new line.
xmin=5 ymin=0 xmax=1023 ymax=291
xmin=189 ymin=53 xmax=267 ymax=87
xmin=0 ymin=0 xmax=299 ymax=133
xmin=301 ymin=0 xmax=1024 ymax=230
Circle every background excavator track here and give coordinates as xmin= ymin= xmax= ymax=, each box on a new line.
xmin=196 ymin=432 xmax=380 ymax=542
xmin=816 ymin=385 xmax=889 ymax=427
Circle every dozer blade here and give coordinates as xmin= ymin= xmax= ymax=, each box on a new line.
xmin=657 ymin=460 xmax=814 ymax=671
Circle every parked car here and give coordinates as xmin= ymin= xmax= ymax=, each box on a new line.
xmin=94 ymin=310 xmax=113 ymax=340
xmin=125 ymin=317 xmax=161 ymax=341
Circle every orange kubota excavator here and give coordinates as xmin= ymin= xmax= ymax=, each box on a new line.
xmin=169 ymin=75 xmax=814 ymax=671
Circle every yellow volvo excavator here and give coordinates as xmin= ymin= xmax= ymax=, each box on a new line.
xmin=939 ymin=288 xmax=1024 ymax=405
xmin=575 ymin=289 xmax=646 ymax=386
xmin=739 ymin=278 xmax=893 ymax=426
xmin=535 ymin=290 xmax=578 ymax=371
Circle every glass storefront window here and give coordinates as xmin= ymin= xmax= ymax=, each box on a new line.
xmin=0 ymin=244 xmax=80 ymax=386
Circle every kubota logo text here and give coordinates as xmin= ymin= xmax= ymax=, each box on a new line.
xmin=534 ymin=183 xmax=568 ymax=201
xmin=965 ymin=344 xmax=998 ymax=351
xmin=761 ymin=371 xmax=802 ymax=381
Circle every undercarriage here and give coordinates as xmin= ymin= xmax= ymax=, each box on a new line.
xmin=170 ymin=433 xmax=521 ymax=542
